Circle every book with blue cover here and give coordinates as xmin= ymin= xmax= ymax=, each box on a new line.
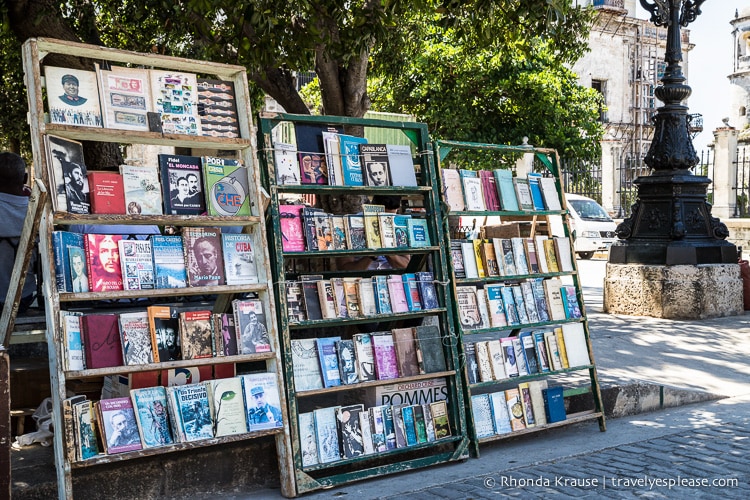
xmin=500 ymin=285 xmax=520 ymax=326
xmin=527 ymin=172 xmax=546 ymax=210
xmin=151 ymin=235 xmax=188 ymax=289
xmin=131 ymin=386 xmax=174 ymax=448
xmin=314 ymin=406 xmax=341 ymax=463
xmin=401 ymin=405 xmax=418 ymax=446
xmin=373 ymin=275 xmax=393 ymax=314
xmin=402 ymin=273 xmax=422 ymax=312
xmin=221 ymin=232 xmax=258 ymax=285
xmin=494 ymin=169 xmax=519 ymax=211
xmin=543 ymin=386 xmax=566 ymax=423
xmin=471 ymin=394 xmax=495 ymax=438
xmin=489 ymin=392 xmax=512 ymax=434
xmin=52 ymin=231 xmax=85 ymax=292
xmin=416 ymin=271 xmax=439 ymax=310
xmin=407 ymin=218 xmax=431 ymax=247
xmin=316 ymin=336 xmax=342 ymax=388
xmin=339 ymin=134 xmax=368 ymax=186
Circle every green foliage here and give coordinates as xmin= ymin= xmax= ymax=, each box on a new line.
xmin=0 ymin=7 xmax=29 ymax=155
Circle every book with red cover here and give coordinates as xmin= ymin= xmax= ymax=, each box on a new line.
xmin=81 ymin=313 xmax=124 ymax=369
xmin=87 ymin=171 xmax=125 ymax=214
xmin=279 ymin=204 xmax=306 ymax=252
xmin=84 ymin=234 xmax=124 ymax=292
xmin=479 ymin=170 xmax=501 ymax=211
xmin=371 ymin=332 xmax=399 ymax=380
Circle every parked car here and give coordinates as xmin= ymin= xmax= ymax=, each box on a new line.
xmin=564 ymin=194 xmax=617 ymax=259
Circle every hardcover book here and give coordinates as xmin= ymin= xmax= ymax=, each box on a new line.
xmin=441 ymin=168 xmax=465 ymax=212
xmin=494 ymin=169 xmax=519 ymax=211
xmin=182 ymin=226 xmax=225 ymax=286
xmin=471 ymin=394 xmax=495 ymax=438
xmin=362 ymin=204 xmax=385 ymax=249
xmin=543 ymin=386 xmax=566 ymax=423
xmin=197 ymin=78 xmax=240 ymax=138
xmin=99 ymin=397 xmax=143 ymax=454
xmin=168 ymin=382 xmax=214 ymax=442
xmin=45 ymin=66 xmax=102 ymax=129
xmin=215 ymin=312 xmax=238 ymax=356
xmin=360 ymin=143 xmax=391 ymax=186
xmin=387 ymin=144 xmax=418 ymax=187
xmin=430 ymin=401 xmax=451 ymax=439
xmin=97 ymin=65 xmax=151 ymax=131
xmin=202 ymin=156 xmax=250 ymax=216
xmin=233 ymin=298 xmax=271 ymax=354
xmin=392 ymin=327 xmax=419 ymax=377
xmin=85 ymin=234 xmax=124 ymax=292
xmin=73 ymin=399 xmax=100 ymax=460
xmin=353 ymin=333 xmax=376 ymax=382
xmin=131 ymin=386 xmax=174 ymax=448
xmin=339 ymin=134 xmax=368 ymax=186
xmin=150 ymin=235 xmax=188 ymax=289
xmin=316 ymin=337 xmax=343 ymax=387
xmin=279 ymin=204 xmax=306 ymax=252
xmin=513 ymin=178 xmax=534 ymax=211
xmin=519 ymin=382 xmax=537 ymax=428
xmin=179 ymin=309 xmax=214 ymax=360
xmin=561 ymin=322 xmax=591 ymax=367
xmin=148 ymin=305 xmax=182 ymax=362
xmin=401 ymin=405 xmax=418 ymax=446
xmin=87 ymin=171 xmax=125 ymax=214
xmin=118 ymin=311 xmax=154 ymax=366
xmin=158 ymin=154 xmax=205 ymax=215
xmin=407 ymin=218 xmax=431 ymax=247
xmin=81 ymin=313 xmax=123 ymax=369
xmin=345 ymin=214 xmax=367 ymax=250
xmin=416 ymin=271 xmax=439 ymax=310
xmin=52 ymin=230 xmax=85 ymax=292
xmin=336 ymin=339 xmax=359 ymax=385
xmin=487 ymin=339 xmax=507 ymax=381
xmin=505 ymin=388 xmax=527 ymax=431
xmin=149 ymin=70 xmax=201 ymax=135
xmin=241 ymin=372 xmax=284 ymax=431
xmin=295 ymin=123 xmax=342 ymax=184
xmin=298 ymin=412 xmax=319 ymax=466
xmin=314 ymin=406 xmax=341 ymax=463
xmin=118 ymin=239 xmax=155 ymax=290
xmin=527 ymin=172 xmax=546 ymax=210
xmin=208 ymin=377 xmax=248 ymax=437
xmin=61 ymin=312 xmax=85 ymax=371
xmin=222 ymin=233 xmax=258 ymax=285
xmin=291 ymin=339 xmax=324 ymax=391
xmin=415 ymin=325 xmax=447 ymax=373
xmin=273 ymin=142 xmax=301 ymax=185
xmin=357 ymin=278 xmax=378 ymax=316
xmin=336 ymin=404 xmax=365 ymax=458
xmin=489 ymin=392 xmax=512 ymax=434
xmin=119 ymin=164 xmax=163 ymax=215
xmin=539 ymin=176 xmax=562 ymax=211
xmin=44 ymin=134 xmax=89 ymax=213
xmin=371 ymin=332 xmax=399 ymax=380
xmin=387 ymin=274 xmax=409 ymax=313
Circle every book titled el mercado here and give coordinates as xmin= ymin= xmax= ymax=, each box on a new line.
xmin=151 ymin=235 xmax=188 ymax=289
xmin=202 ymin=156 xmax=250 ymax=216
xmin=87 ymin=171 xmax=125 ymax=214
xmin=182 ymin=226 xmax=225 ymax=286
xmin=84 ymin=234 xmax=124 ymax=291
xmin=159 ymin=153 xmax=205 ymax=215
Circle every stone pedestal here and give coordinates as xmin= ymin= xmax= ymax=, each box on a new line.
xmin=604 ymin=263 xmax=743 ymax=319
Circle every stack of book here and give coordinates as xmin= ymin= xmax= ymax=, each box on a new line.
xmin=450 ymin=235 xmax=574 ymax=280
xmin=60 ymin=298 xmax=272 ymax=371
xmin=456 ymin=278 xmax=582 ymax=332
xmin=298 ymin=399 xmax=451 ymax=466
xmin=471 ymin=383 xmax=567 ymax=439
xmin=278 ymin=204 xmax=431 ymax=252
xmin=290 ymin=325 xmax=448 ymax=391
xmin=52 ymin=226 xmax=258 ymax=293
xmin=273 ymin=129 xmax=418 ymax=187
xmin=286 ymin=272 xmax=439 ymax=323
xmin=463 ymin=323 xmax=591 ymax=385
xmin=441 ymin=168 xmax=561 ymax=213
xmin=63 ymin=371 xmax=283 ymax=462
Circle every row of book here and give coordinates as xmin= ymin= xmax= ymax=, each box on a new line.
xmin=45 ymin=64 xmax=239 ymax=137
xmin=451 ymin=235 xmax=574 ymax=281
xmin=53 ymin=227 xmax=257 ymax=293
xmin=66 ymin=372 xmax=282 ymax=462
xmin=299 ymin=400 xmax=451 ymax=467
xmin=291 ymin=325 xmax=447 ymax=392
xmin=471 ymin=382 xmax=566 ymax=439
xmin=457 ymin=277 xmax=581 ymax=332
xmin=286 ymin=272 xmax=439 ymax=323
xmin=47 ymin=134 xmax=251 ymax=217
xmin=442 ymin=169 xmax=561 ymax=213
xmin=279 ymin=203 xmax=431 ymax=253
xmin=274 ymin=126 xmax=418 ymax=187
xmin=464 ymin=323 xmax=591 ymax=386
xmin=62 ymin=298 xmax=271 ymax=371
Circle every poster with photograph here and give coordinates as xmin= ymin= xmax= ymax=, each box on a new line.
xmin=150 ymin=70 xmax=202 ymax=135
xmin=44 ymin=66 xmax=102 ymax=128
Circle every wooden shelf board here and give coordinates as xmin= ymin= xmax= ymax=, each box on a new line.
xmin=59 ymin=283 xmax=268 ymax=302
xmin=468 ymin=364 xmax=595 ymax=390
xmin=52 ymin=214 xmax=261 ymax=226
xmin=449 ymin=209 xmax=566 ymax=217
xmin=275 ymin=185 xmax=431 ymax=194
xmin=455 ymin=270 xmax=575 ymax=284
xmin=295 ymin=370 xmax=456 ymax=397
xmin=70 ymin=427 xmax=283 ymax=468
xmin=476 ymin=410 xmax=603 ymax=444
xmin=461 ymin=317 xmax=584 ymax=336
xmin=283 ymin=246 xmax=438 ymax=259
xmin=289 ymin=308 xmax=447 ymax=329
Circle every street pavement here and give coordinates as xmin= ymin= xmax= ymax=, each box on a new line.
xmin=240 ymin=258 xmax=750 ymax=499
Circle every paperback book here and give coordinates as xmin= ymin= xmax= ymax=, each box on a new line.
xmin=242 ymin=372 xmax=284 ymax=431
xmin=182 ymin=226 xmax=225 ymax=286
xmin=118 ymin=239 xmax=155 ymax=290
xmin=233 ymin=298 xmax=271 ymax=354
xmin=202 ymin=156 xmax=250 ymax=216
xmin=131 ymin=386 xmax=174 ymax=448
xmin=168 ymin=382 xmax=214 ymax=442
xmin=118 ymin=311 xmax=154 ymax=365
xmin=222 ymin=232 xmax=258 ymax=285
xmin=119 ymin=164 xmax=163 ymax=215
xmin=158 ymin=154 xmax=205 ymax=215
xmin=99 ymin=397 xmax=142 ymax=454
xmin=208 ymin=377 xmax=248 ymax=437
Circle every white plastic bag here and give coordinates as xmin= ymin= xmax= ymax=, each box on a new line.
xmin=12 ymin=397 xmax=54 ymax=448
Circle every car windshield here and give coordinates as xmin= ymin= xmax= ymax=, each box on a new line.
xmin=568 ymin=199 xmax=613 ymax=222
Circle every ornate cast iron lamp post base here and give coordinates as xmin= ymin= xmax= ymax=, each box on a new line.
xmin=604 ymin=1 xmax=743 ymax=319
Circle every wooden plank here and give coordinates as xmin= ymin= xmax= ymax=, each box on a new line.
xmin=476 ymin=411 xmax=604 ymax=444
xmin=52 ymin=213 xmax=261 ymax=226
xmin=58 ymin=282 xmax=267 ymax=302
xmin=0 ymin=180 xmax=47 ymax=348
xmin=0 ymin=351 xmax=10 ymax=500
